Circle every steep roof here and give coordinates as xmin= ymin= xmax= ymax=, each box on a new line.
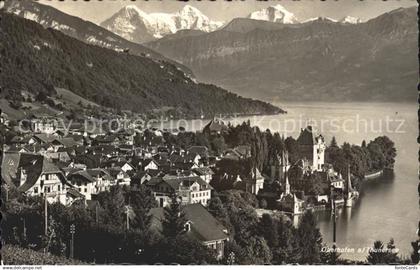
xmin=32 ymin=134 xmax=57 ymax=144
xmin=297 ymin=126 xmax=316 ymax=146
xmin=86 ymin=168 xmax=113 ymax=181
xmin=203 ymin=119 xmax=228 ymax=133
xmin=163 ymin=175 xmax=212 ymax=190
xmin=18 ymin=155 xmax=65 ymax=192
xmin=187 ymin=146 xmax=209 ymax=157
xmin=192 ymin=167 xmax=214 ymax=176
xmin=233 ymin=145 xmax=251 ymax=157
xmin=52 ymin=137 xmax=79 ymax=148
xmin=68 ymin=170 xmax=95 ymax=183
xmin=149 ymin=203 xmax=228 ymax=242
xmin=1 ymin=152 xmax=22 ymax=187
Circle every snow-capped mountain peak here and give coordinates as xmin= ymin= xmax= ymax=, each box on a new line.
xmin=101 ymin=5 xmax=223 ymax=43
xmin=124 ymin=4 xmax=145 ymax=14
xmin=178 ymin=5 xmax=203 ymax=16
xmin=247 ymin=4 xmax=299 ymax=24
xmin=339 ymin=16 xmax=362 ymax=24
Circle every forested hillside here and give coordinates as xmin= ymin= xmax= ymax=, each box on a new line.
xmin=0 ymin=12 xmax=281 ymax=118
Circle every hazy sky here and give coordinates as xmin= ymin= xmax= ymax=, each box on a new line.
xmin=39 ymin=0 xmax=417 ymax=24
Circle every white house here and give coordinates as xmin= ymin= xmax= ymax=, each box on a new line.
xmin=147 ymin=175 xmax=213 ymax=207
xmin=1 ymin=153 xmax=69 ymax=204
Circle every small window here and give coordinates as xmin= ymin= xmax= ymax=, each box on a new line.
xmin=84 ymin=188 xmax=87 ymax=193
xmin=184 ymin=222 xmax=191 ymax=232
xmin=58 ymin=185 xmax=61 ymax=191
xmin=34 ymin=187 xmax=38 ymax=194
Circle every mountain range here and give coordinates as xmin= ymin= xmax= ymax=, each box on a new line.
xmin=4 ymin=1 xmax=416 ymax=103
xmin=99 ymin=4 xmax=364 ymax=43
xmin=146 ymin=7 xmax=418 ymax=102
xmin=0 ymin=11 xmax=281 ymax=118
xmin=3 ymin=0 xmax=193 ymax=75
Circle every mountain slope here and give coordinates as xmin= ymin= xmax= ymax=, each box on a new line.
xmin=146 ymin=7 xmax=418 ymax=102
xmin=3 ymin=0 xmax=193 ymax=75
xmin=100 ymin=5 xmax=223 ymax=43
xmin=0 ymin=12 xmax=281 ymax=118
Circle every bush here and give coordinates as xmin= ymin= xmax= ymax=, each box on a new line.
xmin=2 ymin=245 xmax=85 ymax=265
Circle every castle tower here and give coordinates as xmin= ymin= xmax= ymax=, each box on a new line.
xmin=297 ymin=126 xmax=325 ymax=172
xmin=285 ymin=172 xmax=290 ymax=195
xmin=313 ymin=135 xmax=325 ymax=171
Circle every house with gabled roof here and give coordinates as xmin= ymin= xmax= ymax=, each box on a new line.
xmin=10 ymin=135 xmax=30 ymax=147
xmin=51 ymin=137 xmax=80 ymax=151
xmin=1 ymin=152 xmax=69 ymax=204
xmin=109 ymin=167 xmax=131 ymax=186
xmin=149 ymin=204 xmax=229 ymax=260
xmin=67 ymin=170 xmax=95 ymax=200
xmin=202 ymin=119 xmax=228 ymax=135
xmin=86 ymin=168 xmax=114 ymax=193
xmin=187 ymin=146 xmax=209 ymax=158
xmin=28 ymin=134 xmax=57 ymax=145
xmin=142 ymin=159 xmax=159 ymax=171
xmin=30 ymin=116 xmax=58 ymax=134
xmin=192 ymin=167 xmax=214 ymax=184
xmin=147 ymin=175 xmax=213 ymax=207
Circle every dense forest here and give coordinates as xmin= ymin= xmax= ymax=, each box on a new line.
xmin=0 ymin=12 xmax=281 ymax=118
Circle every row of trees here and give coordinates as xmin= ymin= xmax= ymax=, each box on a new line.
xmin=326 ymin=136 xmax=397 ymax=179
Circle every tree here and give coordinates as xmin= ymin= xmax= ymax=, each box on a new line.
xmin=371 ymin=136 xmax=397 ymax=169
xmin=366 ymin=240 xmax=387 ymax=264
xmin=35 ymin=91 xmax=48 ymax=102
xmin=151 ymin=235 xmax=216 ymax=264
xmin=330 ymin=136 xmax=338 ymax=148
xmin=128 ymin=186 xmax=156 ymax=231
xmin=259 ymin=214 xmax=278 ymax=248
xmin=411 ymin=240 xmax=420 ymax=264
xmin=275 ymin=219 xmax=300 ymax=264
xmin=296 ymin=211 xmax=323 ymax=264
xmin=384 ymin=238 xmax=399 ymax=264
xmin=242 ymin=236 xmax=273 ymax=264
xmin=97 ymin=185 xmax=125 ymax=228
xmin=207 ymin=196 xmax=230 ymax=230
xmin=320 ymin=244 xmax=341 ymax=265
xmin=210 ymin=136 xmax=227 ymax=156
xmin=284 ymin=137 xmax=299 ymax=164
xmin=259 ymin=198 xmax=268 ymax=209
xmin=367 ymin=142 xmax=386 ymax=171
xmin=162 ymin=193 xmax=187 ymax=238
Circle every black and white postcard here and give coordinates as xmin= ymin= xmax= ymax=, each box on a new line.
xmin=0 ymin=0 xmax=418 ymax=267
